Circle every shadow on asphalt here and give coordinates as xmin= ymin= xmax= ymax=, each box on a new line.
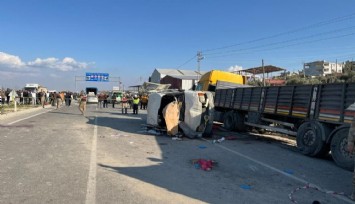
xmin=85 ymin=109 xmax=340 ymax=203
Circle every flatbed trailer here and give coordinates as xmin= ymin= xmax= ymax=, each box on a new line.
xmin=214 ymin=82 xmax=355 ymax=170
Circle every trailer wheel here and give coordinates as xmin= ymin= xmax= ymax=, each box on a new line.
xmin=296 ymin=121 xmax=325 ymax=156
xmin=331 ymin=128 xmax=354 ymax=171
xmin=235 ymin=112 xmax=246 ymax=132
xmin=223 ymin=111 xmax=235 ymax=131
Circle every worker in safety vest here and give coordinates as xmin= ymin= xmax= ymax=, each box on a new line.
xmin=132 ymin=95 xmax=140 ymax=114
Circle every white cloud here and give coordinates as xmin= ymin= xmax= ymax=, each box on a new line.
xmin=0 ymin=52 xmax=25 ymax=68
xmin=0 ymin=51 xmax=92 ymax=72
xmin=227 ymin=65 xmax=243 ymax=72
xmin=28 ymin=57 xmax=90 ymax=71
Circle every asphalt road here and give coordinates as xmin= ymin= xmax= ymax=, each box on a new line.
xmin=0 ymin=102 xmax=354 ymax=204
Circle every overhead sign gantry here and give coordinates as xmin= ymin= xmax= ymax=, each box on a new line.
xmin=75 ymin=72 xmax=121 ymax=92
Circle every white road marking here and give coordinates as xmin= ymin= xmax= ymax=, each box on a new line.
xmin=203 ymin=139 xmax=353 ymax=203
xmin=7 ymin=110 xmax=51 ymax=125
xmin=85 ymin=116 xmax=98 ymax=204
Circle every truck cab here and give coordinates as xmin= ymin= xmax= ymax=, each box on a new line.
xmin=86 ymin=87 xmax=98 ymax=103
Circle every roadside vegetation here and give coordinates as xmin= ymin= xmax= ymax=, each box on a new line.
xmin=0 ymin=103 xmax=41 ymax=115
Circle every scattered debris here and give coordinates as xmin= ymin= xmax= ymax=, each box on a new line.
xmin=172 ymin=137 xmax=182 ymax=141
xmin=213 ymin=137 xmax=225 ymax=143
xmin=198 ymin=145 xmax=207 ymax=149
xmin=191 ymin=159 xmax=217 ymax=171
xmin=240 ymin=184 xmax=252 ymax=190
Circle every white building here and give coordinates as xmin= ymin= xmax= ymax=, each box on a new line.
xmin=150 ymin=68 xmax=206 ymax=83
xmin=304 ymin=60 xmax=344 ymax=77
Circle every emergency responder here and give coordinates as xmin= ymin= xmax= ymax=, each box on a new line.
xmin=132 ymin=95 xmax=140 ymax=114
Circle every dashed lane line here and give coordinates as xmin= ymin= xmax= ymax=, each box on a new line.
xmin=85 ymin=116 xmax=98 ymax=204
xmin=7 ymin=110 xmax=52 ymax=125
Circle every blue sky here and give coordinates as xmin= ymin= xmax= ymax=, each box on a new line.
xmin=1 ymin=0 xmax=355 ymax=91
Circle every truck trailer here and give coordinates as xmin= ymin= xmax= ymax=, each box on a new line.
xmin=214 ymin=82 xmax=355 ymax=170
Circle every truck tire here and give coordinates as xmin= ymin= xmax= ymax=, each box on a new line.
xmin=235 ymin=112 xmax=246 ymax=132
xmin=331 ymin=128 xmax=354 ymax=171
xmin=223 ymin=111 xmax=235 ymax=131
xmin=296 ymin=121 xmax=326 ymax=156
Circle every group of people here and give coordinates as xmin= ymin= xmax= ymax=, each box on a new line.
xmin=0 ymin=89 xmax=41 ymax=105
xmin=0 ymin=89 xmax=11 ymax=105
xmin=77 ymin=92 xmax=149 ymax=115
xmin=0 ymin=88 xmax=76 ymax=109
xmin=121 ymin=93 xmax=149 ymax=114
xmin=97 ymin=92 xmax=109 ymax=108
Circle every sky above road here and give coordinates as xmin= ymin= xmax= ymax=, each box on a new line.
xmin=1 ymin=0 xmax=355 ymax=91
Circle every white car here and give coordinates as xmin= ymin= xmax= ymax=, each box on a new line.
xmin=86 ymin=92 xmax=98 ymax=103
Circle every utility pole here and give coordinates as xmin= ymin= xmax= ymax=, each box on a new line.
xmin=262 ymin=59 xmax=265 ymax=87
xmin=197 ymin=51 xmax=204 ymax=81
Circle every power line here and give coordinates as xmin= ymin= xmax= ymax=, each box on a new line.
xmin=204 ymin=25 xmax=355 ymax=56
xmin=202 ymin=12 xmax=355 ymax=53
xmin=176 ymin=55 xmax=196 ymax=69
xmin=206 ymin=32 xmax=355 ymax=59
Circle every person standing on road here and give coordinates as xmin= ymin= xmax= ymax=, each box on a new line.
xmin=6 ymin=89 xmax=10 ymax=105
xmin=140 ymin=94 xmax=148 ymax=110
xmin=111 ymin=93 xmax=116 ymax=108
xmin=132 ymin=95 xmax=140 ymax=114
xmin=121 ymin=94 xmax=128 ymax=114
xmin=103 ymin=92 xmax=108 ymax=108
xmin=65 ymin=91 xmax=71 ymax=106
xmin=31 ymin=91 xmax=36 ymax=106
xmin=79 ymin=92 xmax=87 ymax=116
xmin=56 ymin=92 xmax=62 ymax=109
xmin=98 ymin=93 xmax=104 ymax=108
xmin=347 ymin=118 xmax=355 ymax=200
xmin=0 ymin=90 xmax=5 ymax=105
xmin=40 ymin=90 xmax=46 ymax=108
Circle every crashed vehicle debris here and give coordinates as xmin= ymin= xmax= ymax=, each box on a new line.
xmin=146 ymin=90 xmax=214 ymax=138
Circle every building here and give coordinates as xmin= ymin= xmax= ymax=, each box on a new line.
xmin=304 ymin=61 xmax=344 ymax=77
xmin=160 ymin=75 xmax=199 ymax=90
xmin=150 ymin=68 xmax=206 ymax=84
